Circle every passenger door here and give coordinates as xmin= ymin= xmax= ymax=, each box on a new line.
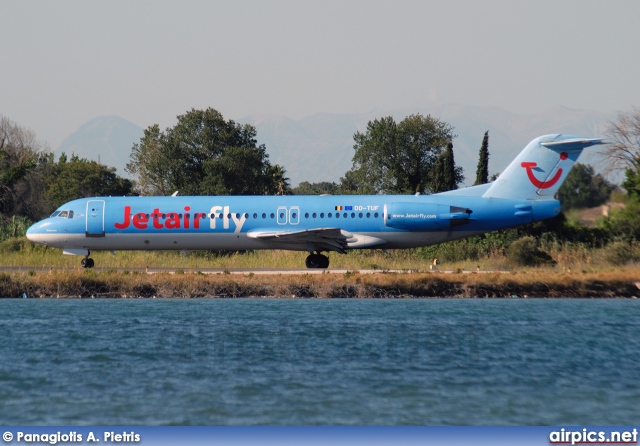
xmin=86 ymin=200 xmax=105 ymax=237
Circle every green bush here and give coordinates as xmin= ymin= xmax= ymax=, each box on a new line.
xmin=0 ymin=238 xmax=26 ymax=253
xmin=0 ymin=215 xmax=33 ymax=241
xmin=604 ymin=242 xmax=640 ymax=266
xmin=505 ymin=236 xmax=556 ymax=267
xmin=418 ymin=240 xmax=481 ymax=262
xmin=0 ymin=237 xmax=46 ymax=253
xmin=601 ymin=200 xmax=640 ymax=243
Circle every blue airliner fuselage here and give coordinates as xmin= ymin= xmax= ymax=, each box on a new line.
xmin=26 ymin=134 xmax=604 ymax=268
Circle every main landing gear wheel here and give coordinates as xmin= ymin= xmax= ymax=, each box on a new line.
xmin=81 ymin=257 xmax=95 ymax=269
xmin=305 ymin=253 xmax=329 ymax=269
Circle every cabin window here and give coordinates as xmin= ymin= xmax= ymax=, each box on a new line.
xmin=270 ymin=213 xmax=275 ymax=219
xmin=359 ymin=213 xmax=363 ymax=218
xmin=328 ymin=213 xmax=332 ymax=218
xmin=374 ymin=213 xmax=379 ymax=218
xmin=262 ymin=213 xmax=266 ymax=219
xmin=253 ymin=213 xmax=258 ymax=219
xmin=320 ymin=213 xmax=325 ymax=218
xmin=312 ymin=213 xmax=317 ymax=218
xmin=344 ymin=213 xmax=348 ymax=218
xmin=336 ymin=213 xmax=340 ymax=218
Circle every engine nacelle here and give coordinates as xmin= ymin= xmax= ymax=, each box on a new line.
xmin=383 ymin=202 xmax=471 ymax=230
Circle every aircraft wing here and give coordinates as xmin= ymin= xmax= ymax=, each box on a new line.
xmin=247 ymin=227 xmax=355 ymax=253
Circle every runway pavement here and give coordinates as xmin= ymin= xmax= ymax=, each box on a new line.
xmin=0 ymin=266 xmax=507 ymax=275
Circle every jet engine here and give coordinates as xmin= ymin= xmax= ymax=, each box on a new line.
xmin=383 ymin=202 xmax=471 ymax=230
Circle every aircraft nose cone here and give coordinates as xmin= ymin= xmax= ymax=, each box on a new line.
xmin=26 ymin=223 xmax=37 ymax=241
xmin=26 ymin=222 xmax=44 ymax=244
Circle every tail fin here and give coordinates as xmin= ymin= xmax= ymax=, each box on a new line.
xmin=482 ymin=134 xmax=604 ymax=200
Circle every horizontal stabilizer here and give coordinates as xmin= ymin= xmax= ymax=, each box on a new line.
xmin=540 ymin=138 xmax=604 ymax=150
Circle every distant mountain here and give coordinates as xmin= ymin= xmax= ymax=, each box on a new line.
xmin=241 ymin=104 xmax=613 ymax=186
xmin=57 ymin=106 xmax=613 ymax=187
xmin=55 ymin=116 xmax=144 ymax=176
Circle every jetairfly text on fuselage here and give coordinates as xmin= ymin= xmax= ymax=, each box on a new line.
xmin=114 ymin=206 xmax=247 ymax=233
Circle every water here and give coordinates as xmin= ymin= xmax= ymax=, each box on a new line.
xmin=0 ymin=298 xmax=638 ymax=425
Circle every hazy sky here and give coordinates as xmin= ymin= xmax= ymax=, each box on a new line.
xmin=2 ymin=0 xmax=639 ymax=148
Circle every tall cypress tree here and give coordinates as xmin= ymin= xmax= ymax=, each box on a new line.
xmin=474 ymin=131 xmax=490 ymax=185
xmin=444 ymin=142 xmax=457 ymax=191
xmin=432 ymin=153 xmax=446 ymax=193
xmin=432 ymin=142 xmax=462 ymax=193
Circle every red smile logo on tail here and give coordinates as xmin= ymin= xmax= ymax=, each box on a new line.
xmin=520 ymin=152 xmax=568 ymax=189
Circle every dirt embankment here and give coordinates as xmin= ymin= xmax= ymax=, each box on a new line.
xmin=1 ymin=269 xmax=639 ymax=298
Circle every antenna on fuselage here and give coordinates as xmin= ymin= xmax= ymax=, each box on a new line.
xmin=171 ymin=191 xmax=179 ymax=197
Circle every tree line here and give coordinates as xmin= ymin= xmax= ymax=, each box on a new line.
xmin=0 ymin=116 xmax=133 ymax=222
xmin=2 ymin=106 xmax=639 ymax=247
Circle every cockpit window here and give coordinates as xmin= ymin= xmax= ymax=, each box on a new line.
xmin=50 ymin=210 xmax=75 ymax=218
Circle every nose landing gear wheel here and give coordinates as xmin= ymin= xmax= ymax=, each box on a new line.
xmin=305 ymin=253 xmax=329 ymax=269
xmin=81 ymin=257 xmax=95 ymax=268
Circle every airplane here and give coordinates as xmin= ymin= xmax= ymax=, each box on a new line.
xmin=26 ymin=134 xmax=603 ymax=269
